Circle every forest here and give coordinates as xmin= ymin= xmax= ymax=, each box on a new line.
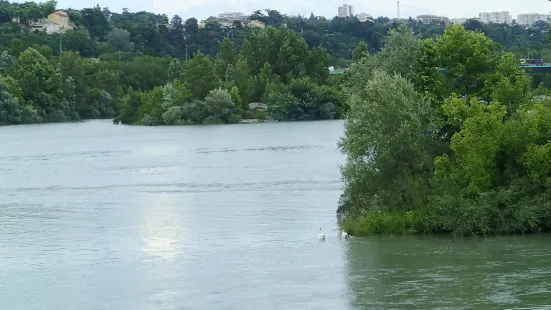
xmin=0 ymin=0 xmax=551 ymax=125
xmin=339 ymin=24 xmax=551 ymax=236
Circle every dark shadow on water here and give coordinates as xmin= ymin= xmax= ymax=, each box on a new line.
xmin=344 ymin=234 xmax=551 ymax=309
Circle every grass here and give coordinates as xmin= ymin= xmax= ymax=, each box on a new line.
xmin=340 ymin=210 xmax=433 ymax=236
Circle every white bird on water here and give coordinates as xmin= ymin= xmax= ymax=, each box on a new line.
xmin=341 ymin=230 xmax=349 ymax=238
xmin=318 ymin=228 xmax=325 ymax=240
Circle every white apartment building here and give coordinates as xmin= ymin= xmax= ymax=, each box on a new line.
xmin=218 ymin=12 xmax=246 ymax=20
xmin=417 ymin=15 xmax=446 ymax=24
xmin=478 ymin=11 xmax=513 ymax=24
xmin=28 ymin=20 xmax=61 ymax=34
xmin=355 ymin=13 xmax=373 ymax=22
xmin=338 ymin=4 xmax=354 ymax=18
xmin=517 ymin=14 xmax=551 ymax=26
xmin=450 ymin=18 xmax=468 ymax=24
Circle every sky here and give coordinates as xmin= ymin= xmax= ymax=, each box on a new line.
xmin=55 ymin=0 xmax=551 ymax=21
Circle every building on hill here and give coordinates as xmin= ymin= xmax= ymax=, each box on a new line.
xmin=517 ymin=14 xmax=551 ymax=26
xmin=478 ymin=11 xmax=513 ymax=24
xmin=249 ymin=20 xmax=265 ymax=28
xmin=355 ymin=13 xmax=374 ymax=23
xmin=199 ymin=12 xmax=265 ymax=29
xmin=218 ymin=12 xmax=246 ymax=20
xmin=450 ymin=18 xmax=468 ymax=24
xmin=47 ymin=10 xmax=73 ymax=33
xmin=28 ymin=19 xmax=61 ymax=34
xmin=22 ymin=10 xmax=73 ymax=34
xmin=416 ymin=15 xmax=448 ymax=24
xmin=338 ymin=4 xmax=354 ymax=18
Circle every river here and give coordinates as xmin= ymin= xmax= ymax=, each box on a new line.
xmin=0 ymin=120 xmax=550 ymax=310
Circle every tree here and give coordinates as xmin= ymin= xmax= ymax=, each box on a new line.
xmin=414 ymin=38 xmax=445 ymax=103
xmin=81 ymin=5 xmax=111 ymax=40
xmin=41 ymin=0 xmax=56 ymax=16
xmin=204 ymin=88 xmax=235 ymax=122
xmin=0 ymin=76 xmax=24 ymax=125
xmin=68 ymin=10 xmax=83 ymax=27
xmin=306 ymin=45 xmax=330 ymax=84
xmin=61 ymin=30 xmax=96 ymax=57
xmin=338 ymin=69 xmax=439 ymax=217
xmin=184 ymin=18 xmax=198 ymax=35
xmin=170 ymin=15 xmax=183 ymax=31
xmin=214 ymin=37 xmax=236 ymax=79
xmin=107 ymin=27 xmax=134 ymax=52
xmin=352 ymin=41 xmax=369 ymax=62
xmin=167 ymin=59 xmax=181 ymax=82
xmin=436 ymin=24 xmax=495 ymax=97
xmin=11 ymin=47 xmax=64 ymax=118
xmin=118 ymin=88 xmax=141 ymax=124
xmin=232 ymin=20 xmax=243 ymax=30
xmin=0 ymin=51 xmax=15 ymax=73
xmin=233 ymin=57 xmax=253 ymax=104
xmin=344 ymin=24 xmax=421 ymax=94
xmin=229 ymin=86 xmax=243 ymax=110
xmin=182 ymin=52 xmax=220 ymax=99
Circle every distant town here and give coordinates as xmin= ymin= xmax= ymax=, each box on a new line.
xmin=337 ymin=2 xmax=549 ymax=27
xmin=195 ymin=3 xmax=549 ymax=34
xmin=10 ymin=2 xmax=551 ymax=36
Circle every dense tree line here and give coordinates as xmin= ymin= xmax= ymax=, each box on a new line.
xmin=0 ymin=0 xmax=550 ymax=125
xmin=115 ymin=29 xmax=344 ymax=125
xmin=339 ymin=24 xmax=551 ymax=236
xmin=0 ymin=1 xmax=549 ymax=62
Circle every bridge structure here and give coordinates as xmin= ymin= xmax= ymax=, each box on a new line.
xmin=440 ymin=65 xmax=551 ymax=73
xmin=516 ymin=65 xmax=551 ymax=73
xmin=329 ymin=65 xmax=551 ymax=75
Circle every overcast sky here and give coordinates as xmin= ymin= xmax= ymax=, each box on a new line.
xmin=55 ymin=0 xmax=551 ymax=20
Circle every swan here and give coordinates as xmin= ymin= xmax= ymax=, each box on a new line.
xmin=341 ymin=230 xmax=349 ymax=238
xmin=318 ymin=228 xmax=325 ymax=240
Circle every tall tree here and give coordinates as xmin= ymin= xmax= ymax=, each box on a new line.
xmin=338 ymin=69 xmax=439 ymax=217
xmin=182 ymin=51 xmax=220 ymax=99
xmin=214 ymin=37 xmax=236 ymax=79
xmin=306 ymin=45 xmax=331 ymax=84
xmin=81 ymin=5 xmax=111 ymax=40
xmin=352 ymin=41 xmax=369 ymax=62
xmin=107 ymin=27 xmax=134 ymax=52
xmin=184 ymin=18 xmax=198 ymax=35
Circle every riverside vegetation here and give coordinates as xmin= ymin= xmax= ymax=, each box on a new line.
xmin=1 ymin=1 xmax=551 ymax=124
xmin=338 ymin=24 xmax=551 ymax=236
xmin=2 ymin=3 xmax=551 ymax=237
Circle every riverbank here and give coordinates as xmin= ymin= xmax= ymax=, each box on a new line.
xmin=340 ymin=211 xmax=429 ymax=236
xmin=340 ymin=198 xmax=551 ymax=237
xmin=239 ymin=119 xmax=276 ymax=124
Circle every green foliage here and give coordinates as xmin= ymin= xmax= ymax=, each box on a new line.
xmin=339 ymin=69 xmax=439 ymax=217
xmin=340 ymin=23 xmax=551 ymax=236
xmin=352 ymin=41 xmax=369 ymax=62
xmin=229 ymin=86 xmax=243 ymax=110
xmin=344 ymin=24 xmax=421 ymax=95
xmin=107 ymin=27 xmax=134 ymax=52
xmin=11 ymin=47 xmax=64 ymax=119
xmin=182 ymin=52 xmax=220 ymax=99
xmin=214 ymin=37 xmax=236 ymax=79
xmin=0 ymin=2 xmax=548 ymax=138
xmin=306 ymin=45 xmax=331 ymax=84
xmin=204 ymin=88 xmax=237 ymax=123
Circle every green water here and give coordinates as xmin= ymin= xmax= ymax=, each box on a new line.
xmin=0 ymin=120 xmax=550 ymax=309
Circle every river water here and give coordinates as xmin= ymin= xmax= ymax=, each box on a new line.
xmin=1 ymin=120 xmax=550 ymax=310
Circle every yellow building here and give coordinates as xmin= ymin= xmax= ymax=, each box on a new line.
xmin=248 ymin=20 xmax=265 ymax=29
xmin=47 ymin=11 xmax=73 ymax=33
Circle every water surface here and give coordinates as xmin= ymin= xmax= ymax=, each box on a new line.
xmin=0 ymin=120 xmax=550 ymax=309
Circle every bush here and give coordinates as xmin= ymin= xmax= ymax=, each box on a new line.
xmin=162 ymin=106 xmax=183 ymax=125
xmin=202 ymin=116 xmax=224 ymax=125
xmin=204 ymin=88 xmax=235 ymax=121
